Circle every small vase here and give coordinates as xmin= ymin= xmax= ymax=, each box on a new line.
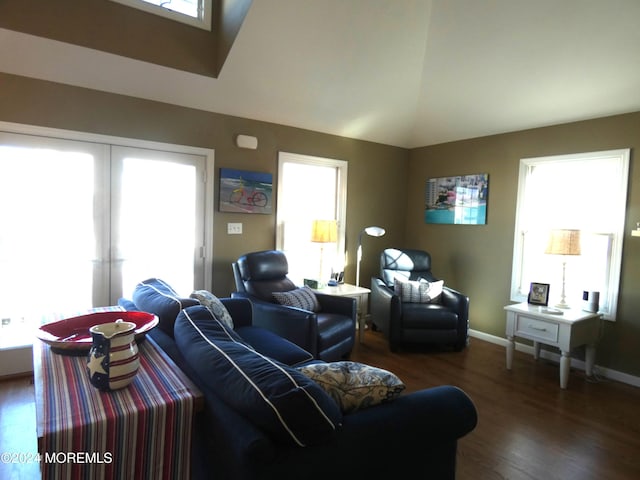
xmin=87 ymin=319 xmax=140 ymax=391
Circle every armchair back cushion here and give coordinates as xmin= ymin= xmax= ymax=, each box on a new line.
xmin=235 ymin=250 xmax=297 ymax=301
xmin=381 ymin=248 xmax=437 ymax=286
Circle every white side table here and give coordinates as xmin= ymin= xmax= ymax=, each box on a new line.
xmin=314 ymin=283 xmax=371 ymax=343
xmin=504 ymin=302 xmax=602 ymax=389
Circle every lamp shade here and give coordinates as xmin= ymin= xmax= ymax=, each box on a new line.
xmin=545 ymin=229 xmax=581 ymax=255
xmin=355 ymin=225 xmax=386 ymax=287
xmin=363 ymin=226 xmax=386 ymax=238
xmin=311 ymin=220 xmax=338 ymax=243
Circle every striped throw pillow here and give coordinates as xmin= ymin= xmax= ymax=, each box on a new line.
xmin=394 ymin=278 xmax=444 ymax=304
xmin=272 ymin=286 xmax=320 ymax=312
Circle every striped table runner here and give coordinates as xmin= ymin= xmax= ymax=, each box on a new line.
xmin=39 ymin=337 xmax=197 ymax=480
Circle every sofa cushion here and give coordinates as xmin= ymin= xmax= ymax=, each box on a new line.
xmin=394 ymin=278 xmax=443 ymax=304
xmin=132 ymin=278 xmax=199 ymax=336
xmin=190 ymin=290 xmax=234 ymax=330
xmin=272 ymin=286 xmax=320 ymax=312
xmin=298 ymin=361 xmax=405 ymax=413
xmin=174 ymin=305 xmax=342 ymax=447
xmin=235 ymin=326 xmax=314 ymax=367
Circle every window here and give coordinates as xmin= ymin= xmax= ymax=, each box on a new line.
xmin=0 ymin=127 xmax=213 ymax=350
xmin=110 ymin=0 xmax=212 ymax=31
xmin=276 ymin=152 xmax=348 ymax=285
xmin=510 ymin=149 xmax=630 ymax=320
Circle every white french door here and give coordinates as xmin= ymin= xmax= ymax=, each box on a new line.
xmin=0 ymin=131 xmax=207 ymax=350
xmin=111 ymin=146 xmax=205 ymax=300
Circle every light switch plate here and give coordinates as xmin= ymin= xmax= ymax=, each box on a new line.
xmin=227 ymin=222 xmax=243 ymax=234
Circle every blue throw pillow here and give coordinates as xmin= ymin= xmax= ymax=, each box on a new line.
xmin=132 ymin=278 xmax=199 ymax=336
xmin=174 ymin=305 xmax=342 ymax=447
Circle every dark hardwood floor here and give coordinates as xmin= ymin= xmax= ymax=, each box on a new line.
xmin=350 ymin=330 xmax=640 ymax=480
xmin=1 ymin=330 xmax=639 ymax=479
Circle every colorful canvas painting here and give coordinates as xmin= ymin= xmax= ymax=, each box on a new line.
xmin=219 ymin=168 xmax=273 ymax=214
xmin=425 ymin=173 xmax=488 ymax=224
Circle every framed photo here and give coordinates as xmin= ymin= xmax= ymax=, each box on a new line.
xmin=528 ymin=282 xmax=550 ymax=306
xmin=425 ymin=173 xmax=488 ymax=225
xmin=219 ymin=168 xmax=273 ymax=214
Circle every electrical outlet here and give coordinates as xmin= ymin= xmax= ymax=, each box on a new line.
xmin=227 ymin=222 xmax=243 ymax=235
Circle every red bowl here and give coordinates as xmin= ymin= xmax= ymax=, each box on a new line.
xmin=37 ymin=311 xmax=158 ymax=355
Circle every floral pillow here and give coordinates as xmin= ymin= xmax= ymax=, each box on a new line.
xmin=298 ymin=361 xmax=405 ymax=413
xmin=190 ymin=290 xmax=234 ymax=330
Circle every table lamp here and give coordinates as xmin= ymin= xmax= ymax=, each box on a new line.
xmin=545 ymin=229 xmax=581 ymax=308
xmin=356 ymin=226 xmax=386 ymax=287
xmin=311 ymin=219 xmax=338 ymax=282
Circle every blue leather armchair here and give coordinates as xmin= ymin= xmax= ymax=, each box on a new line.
xmin=232 ymin=250 xmax=357 ymax=362
xmin=370 ymin=248 xmax=469 ymax=352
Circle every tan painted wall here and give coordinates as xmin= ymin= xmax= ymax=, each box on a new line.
xmin=408 ymin=113 xmax=640 ymax=376
xmin=1 ymin=72 xmax=639 ymax=377
xmin=0 ymin=73 xmax=408 ymax=297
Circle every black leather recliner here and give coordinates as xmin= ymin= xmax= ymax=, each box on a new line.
xmin=232 ymin=250 xmax=357 ymax=362
xmin=370 ymin=248 xmax=469 ymax=352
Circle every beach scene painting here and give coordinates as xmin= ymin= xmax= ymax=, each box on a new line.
xmin=219 ymin=168 xmax=273 ymax=214
xmin=425 ymin=173 xmax=488 ymax=225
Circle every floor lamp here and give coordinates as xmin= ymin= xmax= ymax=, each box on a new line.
xmin=545 ymin=229 xmax=581 ymax=308
xmin=311 ymin=219 xmax=338 ymax=283
xmin=356 ymin=226 xmax=386 ymax=287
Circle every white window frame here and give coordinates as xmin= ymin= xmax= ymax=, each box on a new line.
xmin=110 ymin=0 xmax=213 ymax=31
xmin=276 ymin=152 xmax=348 ymax=284
xmin=510 ymin=149 xmax=630 ymax=320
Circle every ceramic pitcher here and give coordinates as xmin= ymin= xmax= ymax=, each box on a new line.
xmin=87 ymin=319 xmax=140 ymax=391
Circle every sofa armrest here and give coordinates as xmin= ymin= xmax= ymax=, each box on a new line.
xmin=269 ymin=385 xmax=478 ymax=478
xmin=344 ymin=385 xmax=476 ymax=439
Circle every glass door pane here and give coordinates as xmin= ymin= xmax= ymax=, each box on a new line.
xmin=0 ymin=134 xmax=101 ymax=348
xmin=111 ymin=146 xmax=205 ymax=300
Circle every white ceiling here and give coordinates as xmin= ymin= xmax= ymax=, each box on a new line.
xmin=1 ymin=0 xmax=640 ymax=148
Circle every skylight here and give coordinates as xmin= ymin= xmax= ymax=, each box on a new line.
xmin=111 ymin=0 xmax=212 ymax=31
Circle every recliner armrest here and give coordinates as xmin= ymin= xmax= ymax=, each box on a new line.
xmin=369 ymin=278 xmax=402 ymax=338
xmin=231 ymin=292 xmax=319 ymax=356
xmin=314 ymin=293 xmax=356 ymax=323
xmin=441 ymin=287 xmax=469 ymax=323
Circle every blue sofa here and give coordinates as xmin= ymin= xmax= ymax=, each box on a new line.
xmin=120 ymin=279 xmax=478 ymax=480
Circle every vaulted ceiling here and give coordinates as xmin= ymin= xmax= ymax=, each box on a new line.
xmin=1 ymin=0 xmax=640 ymax=148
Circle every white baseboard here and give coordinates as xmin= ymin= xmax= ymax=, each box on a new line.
xmin=469 ymin=329 xmax=640 ymax=388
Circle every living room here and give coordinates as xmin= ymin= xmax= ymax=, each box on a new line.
xmin=1 ymin=1 xmax=640 ymax=478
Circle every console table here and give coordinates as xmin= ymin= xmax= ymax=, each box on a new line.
xmin=504 ymin=302 xmax=602 ymax=389
xmin=33 ymin=335 xmax=202 ymax=479
xmin=314 ymin=283 xmax=371 ymax=342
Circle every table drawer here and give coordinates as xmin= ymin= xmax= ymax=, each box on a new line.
xmin=516 ymin=316 xmax=559 ymax=343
